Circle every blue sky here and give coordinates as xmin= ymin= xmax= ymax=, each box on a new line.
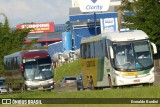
xmin=0 ymin=0 xmax=71 ymax=27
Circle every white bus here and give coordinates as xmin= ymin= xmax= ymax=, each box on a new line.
xmin=80 ymin=30 xmax=157 ymax=89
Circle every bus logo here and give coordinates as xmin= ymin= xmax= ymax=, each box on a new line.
xmin=87 ymin=60 xmax=95 ymax=67
xmin=91 ymin=0 xmax=97 ymax=3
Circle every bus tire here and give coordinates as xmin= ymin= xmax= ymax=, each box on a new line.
xmin=20 ymin=83 xmax=24 ymax=93
xmin=77 ymin=88 xmax=80 ymax=91
xmin=8 ymin=83 xmax=13 ymax=93
xmin=24 ymin=85 xmax=28 ymax=91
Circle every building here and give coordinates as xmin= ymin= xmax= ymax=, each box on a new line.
xmin=17 ymin=22 xmax=67 ymax=47
xmin=69 ymin=0 xmax=130 ymax=49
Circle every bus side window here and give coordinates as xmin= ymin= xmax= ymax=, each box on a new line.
xmin=82 ymin=43 xmax=87 ymax=59
xmin=101 ymin=39 xmax=107 ymax=58
xmin=84 ymin=44 xmax=87 ymax=59
xmin=90 ymin=42 xmax=95 ymax=58
xmin=86 ymin=43 xmax=90 ymax=58
xmin=81 ymin=44 xmax=85 ymax=59
xmin=80 ymin=45 xmax=83 ymax=58
xmin=95 ymin=41 xmax=99 ymax=57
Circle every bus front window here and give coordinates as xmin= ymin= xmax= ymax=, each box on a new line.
xmin=24 ymin=57 xmax=53 ymax=80
xmin=113 ymin=40 xmax=153 ymax=71
xmin=134 ymin=41 xmax=153 ymax=69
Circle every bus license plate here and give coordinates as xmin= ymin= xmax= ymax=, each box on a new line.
xmin=133 ymin=79 xmax=140 ymax=82
xmin=38 ymin=87 xmax=43 ymax=90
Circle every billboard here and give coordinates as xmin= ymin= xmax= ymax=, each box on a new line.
xmin=77 ymin=0 xmax=110 ymax=12
xmin=100 ymin=18 xmax=118 ymax=33
xmin=17 ymin=22 xmax=55 ymax=33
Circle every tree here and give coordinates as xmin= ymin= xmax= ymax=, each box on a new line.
xmin=121 ymin=0 xmax=160 ymax=46
xmin=0 ymin=13 xmax=31 ymax=75
xmin=117 ymin=0 xmax=134 ymax=30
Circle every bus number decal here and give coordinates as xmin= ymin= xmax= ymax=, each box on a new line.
xmin=86 ymin=60 xmax=95 ymax=67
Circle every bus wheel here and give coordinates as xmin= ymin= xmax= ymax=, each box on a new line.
xmin=20 ymin=83 xmax=24 ymax=93
xmin=24 ymin=85 xmax=27 ymax=91
xmin=21 ymin=87 xmax=24 ymax=93
xmin=108 ymin=76 xmax=113 ymax=88
xmin=77 ymin=88 xmax=80 ymax=91
xmin=8 ymin=83 xmax=13 ymax=93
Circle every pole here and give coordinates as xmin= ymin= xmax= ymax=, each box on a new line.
xmin=94 ymin=12 xmax=97 ymax=36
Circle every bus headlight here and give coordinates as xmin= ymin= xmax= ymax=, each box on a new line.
xmin=48 ymin=80 xmax=53 ymax=84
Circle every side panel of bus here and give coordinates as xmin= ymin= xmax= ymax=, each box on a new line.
xmin=96 ymin=57 xmax=112 ymax=87
xmin=80 ymin=39 xmax=113 ymax=88
xmin=4 ymin=55 xmax=24 ymax=92
xmin=81 ymin=57 xmax=112 ymax=88
xmin=81 ymin=58 xmax=98 ymax=88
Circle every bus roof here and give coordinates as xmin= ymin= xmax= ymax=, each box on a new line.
xmin=4 ymin=49 xmax=49 ymax=59
xmin=22 ymin=50 xmax=49 ymax=59
xmin=81 ymin=30 xmax=149 ymax=44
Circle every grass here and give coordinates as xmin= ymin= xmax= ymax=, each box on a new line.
xmin=0 ymin=60 xmax=160 ymax=107
xmin=54 ymin=60 xmax=82 ymax=83
xmin=0 ymin=85 xmax=160 ymax=98
xmin=0 ymin=86 xmax=160 ymax=107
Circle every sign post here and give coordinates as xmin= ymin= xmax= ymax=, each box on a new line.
xmin=94 ymin=12 xmax=97 ymax=36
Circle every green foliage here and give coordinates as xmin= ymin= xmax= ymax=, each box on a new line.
xmin=122 ymin=0 xmax=160 ymax=46
xmin=23 ymin=38 xmax=39 ymax=50
xmin=120 ymin=0 xmax=160 ymax=59
xmin=0 ymin=14 xmax=32 ymax=75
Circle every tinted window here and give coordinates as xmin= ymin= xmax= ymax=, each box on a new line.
xmin=66 ymin=77 xmax=76 ymax=80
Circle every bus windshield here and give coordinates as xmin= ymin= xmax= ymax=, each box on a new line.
xmin=24 ymin=57 xmax=53 ymax=80
xmin=113 ymin=40 xmax=153 ymax=71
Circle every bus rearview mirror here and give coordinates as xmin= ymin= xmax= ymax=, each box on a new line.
xmin=151 ymin=42 xmax=157 ymax=54
xmin=110 ymin=46 xmax=114 ymax=59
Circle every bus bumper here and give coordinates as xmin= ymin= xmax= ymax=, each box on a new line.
xmin=115 ymin=73 xmax=155 ymax=86
xmin=25 ymin=79 xmax=54 ymax=91
xmin=27 ymin=83 xmax=54 ymax=91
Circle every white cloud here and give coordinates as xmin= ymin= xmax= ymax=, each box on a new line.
xmin=0 ymin=0 xmax=71 ymax=27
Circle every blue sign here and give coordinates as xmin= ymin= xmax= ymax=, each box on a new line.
xmin=100 ymin=18 xmax=118 ymax=33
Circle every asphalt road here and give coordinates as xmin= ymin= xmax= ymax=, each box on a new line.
xmin=53 ymin=83 xmax=78 ymax=92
